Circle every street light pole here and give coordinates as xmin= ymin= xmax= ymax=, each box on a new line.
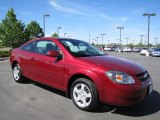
xmin=43 ymin=14 xmax=50 ymax=37
xmin=143 ymin=13 xmax=156 ymax=47
xmin=133 ymin=39 xmax=135 ymax=48
xmin=107 ymin=40 xmax=110 ymax=45
xmin=126 ymin=37 xmax=129 ymax=47
xmin=95 ymin=37 xmax=99 ymax=46
xmin=64 ymin=33 xmax=67 ymax=38
xmin=57 ymin=27 xmax=62 ymax=37
xmin=117 ymin=27 xmax=124 ymax=47
xmin=100 ymin=34 xmax=106 ymax=46
xmin=140 ymin=35 xmax=144 ymax=47
xmin=154 ymin=38 xmax=158 ymax=46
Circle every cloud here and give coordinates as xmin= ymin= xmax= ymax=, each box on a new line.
xmin=49 ymin=0 xmax=90 ymax=16
xmin=99 ymin=13 xmax=116 ymax=21
xmin=49 ymin=0 xmax=129 ymax=27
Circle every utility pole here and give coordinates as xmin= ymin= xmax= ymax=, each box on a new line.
xmin=117 ymin=27 xmax=124 ymax=48
xmin=143 ymin=13 xmax=156 ymax=47
xmin=43 ymin=14 xmax=50 ymax=37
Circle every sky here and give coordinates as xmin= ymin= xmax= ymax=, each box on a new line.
xmin=0 ymin=0 xmax=160 ymax=45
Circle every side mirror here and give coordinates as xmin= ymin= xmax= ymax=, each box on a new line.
xmin=47 ymin=50 xmax=59 ymax=57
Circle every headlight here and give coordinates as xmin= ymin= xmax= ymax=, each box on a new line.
xmin=105 ymin=71 xmax=135 ymax=84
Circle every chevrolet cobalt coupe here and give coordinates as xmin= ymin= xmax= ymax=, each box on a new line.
xmin=10 ymin=38 xmax=152 ymax=111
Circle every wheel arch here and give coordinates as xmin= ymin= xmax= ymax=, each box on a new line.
xmin=11 ymin=60 xmax=18 ymax=69
xmin=66 ymin=73 xmax=102 ymax=101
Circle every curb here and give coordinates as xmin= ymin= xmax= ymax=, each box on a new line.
xmin=0 ymin=57 xmax=9 ymax=61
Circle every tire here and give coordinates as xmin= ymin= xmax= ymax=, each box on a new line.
xmin=13 ymin=64 xmax=25 ymax=83
xmin=70 ymin=78 xmax=99 ymax=111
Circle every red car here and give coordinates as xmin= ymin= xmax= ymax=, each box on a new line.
xmin=10 ymin=37 xmax=153 ymax=111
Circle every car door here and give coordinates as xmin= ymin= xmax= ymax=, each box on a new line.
xmin=28 ymin=40 xmax=65 ymax=90
xmin=19 ymin=42 xmax=34 ymax=76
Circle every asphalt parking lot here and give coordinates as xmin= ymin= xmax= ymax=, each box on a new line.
xmin=0 ymin=52 xmax=160 ymax=120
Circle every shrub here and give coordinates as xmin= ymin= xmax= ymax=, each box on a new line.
xmin=0 ymin=50 xmax=10 ymax=57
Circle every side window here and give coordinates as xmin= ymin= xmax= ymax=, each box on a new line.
xmin=21 ymin=42 xmax=33 ymax=52
xmin=34 ymin=40 xmax=59 ymax=55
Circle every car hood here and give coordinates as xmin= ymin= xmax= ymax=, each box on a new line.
xmin=78 ymin=55 xmax=145 ymax=75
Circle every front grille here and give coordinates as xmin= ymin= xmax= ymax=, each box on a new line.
xmin=136 ymin=71 xmax=149 ymax=82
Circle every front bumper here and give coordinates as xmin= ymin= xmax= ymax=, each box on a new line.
xmin=101 ymin=77 xmax=152 ymax=106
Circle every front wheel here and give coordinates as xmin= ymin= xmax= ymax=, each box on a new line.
xmin=70 ymin=78 xmax=99 ymax=111
xmin=13 ymin=64 xmax=25 ymax=83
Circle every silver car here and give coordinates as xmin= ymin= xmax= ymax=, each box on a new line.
xmin=150 ymin=48 xmax=160 ymax=57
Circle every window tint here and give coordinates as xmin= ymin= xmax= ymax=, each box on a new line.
xmin=34 ymin=40 xmax=59 ymax=55
xmin=21 ymin=42 xmax=33 ymax=51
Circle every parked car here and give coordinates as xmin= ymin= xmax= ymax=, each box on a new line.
xmin=10 ymin=38 xmax=152 ymax=111
xmin=98 ymin=47 xmax=105 ymax=51
xmin=104 ymin=46 xmax=112 ymax=51
xmin=149 ymin=47 xmax=156 ymax=56
xmin=150 ymin=48 xmax=160 ymax=57
xmin=133 ymin=48 xmax=140 ymax=52
xmin=123 ymin=47 xmax=132 ymax=52
xmin=115 ymin=47 xmax=123 ymax=52
xmin=140 ymin=47 xmax=149 ymax=56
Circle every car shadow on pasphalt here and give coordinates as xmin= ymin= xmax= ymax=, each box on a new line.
xmin=22 ymin=79 xmax=160 ymax=115
xmin=111 ymin=90 xmax=160 ymax=116
xmin=21 ymin=78 xmax=67 ymax=97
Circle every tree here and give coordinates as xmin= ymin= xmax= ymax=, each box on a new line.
xmin=51 ymin=32 xmax=59 ymax=37
xmin=25 ymin=21 xmax=44 ymax=40
xmin=0 ymin=8 xmax=26 ymax=48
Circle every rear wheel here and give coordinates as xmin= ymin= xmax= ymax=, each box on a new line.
xmin=13 ymin=64 xmax=25 ymax=83
xmin=70 ymin=78 xmax=99 ymax=111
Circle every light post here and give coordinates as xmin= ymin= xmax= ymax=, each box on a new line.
xmin=100 ymin=34 xmax=106 ymax=46
xmin=133 ymin=39 xmax=135 ymax=48
xmin=126 ymin=37 xmax=129 ymax=47
xmin=95 ymin=37 xmax=99 ymax=46
xmin=64 ymin=33 xmax=67 ymax=38
xmin=140 ymin=35 xmax=144 ymax=47
xmin=43 ymin=14 xmax=50 ymax=37
xmin=143 ymin=13 xmax=156 ymax=47
xmin=117 ymin=27 xmax=124 ymax=48
xmin=57 ymin=27 xmax=62 ymax=37
xmin=107 ymin=40 xmax=110 ymax=45
xmin=154 ymin=38 xmax=158 ymax=46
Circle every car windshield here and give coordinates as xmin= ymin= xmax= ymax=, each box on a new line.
xmin=60 ymin=39 xmax=105 ymax=57
xmin=153 ymin=48 xmax=160 ymax=51
xmin=141 ymin=48 xmax=148 ymax=50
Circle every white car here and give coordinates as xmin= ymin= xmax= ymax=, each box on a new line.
xmin=104 ymin=47 xmax=112 ymax=51
xmin=123 ymin=47 xmax=132 ymax=52
xmin=140 ymin=48 xmax=149 ymax=56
